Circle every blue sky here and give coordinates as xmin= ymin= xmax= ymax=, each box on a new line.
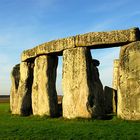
xmin=0 ymin=0 xmax=140 ymax=95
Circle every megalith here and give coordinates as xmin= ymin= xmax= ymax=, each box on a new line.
xmin=112 ymin=59 xmax=119 ymax=90
xmin=10 ymin=64 xmax=20 ymax=114
xmin=118 ymin=41 xmax=140 ymax=120
xmin=103 ymin=86 xmax=117 ymax=114
xmin=62 ymin=47 xmax=104 ymax=119
xmin=90 ymin=59 xmax=104 ymax=117
xmin=112 ymin=59 xmax=119 ymax=113
xmin=32 ymin=55 xmax=58 ymax=117
xmin=17 ymin=62 xmax=34 ymax=116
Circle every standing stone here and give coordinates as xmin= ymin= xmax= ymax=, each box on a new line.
xmin=90 ymin=59 xmax=104 ymax=117
xmin=10 ymin=64 xmax=20 ymax=114
xmin=118 ymin=41 xmax=140 ymax=120
xmin=32 ymin=55 xmax=58 ymax=117
xmin=62 ymin=47 xmax=104 ymax=119
xmin=103 ymin=86 xmax=117 ymax=114
xmin=17 ymin=62 xmax=34 ymax=116
xmin=112 ymin=59 xmax=119 ymax=113
xmin=112 ymin=59 xmax=119 ymax=90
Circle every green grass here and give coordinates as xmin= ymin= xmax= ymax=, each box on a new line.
xmin=0 ymin=103 xmax=140 ymax=140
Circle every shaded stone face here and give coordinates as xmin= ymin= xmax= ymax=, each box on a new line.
xmin=62 ymin=47 xmax=104 ymax=119
xmin=90 ymin=59 xmax=104 ymax=117
xmin=10 ymin=64 xmax=20 ymax=114
xmin=32 ymin=55 xmax=58 ymax=117
xmin=17 ymin=62 xmax=34 ymax=116
xmin=21 ymin=28 xmax=140 ymax=61
xmin=118 ymin=41 xmax=140 ymax=120
xmin=103 ymin=86 xmax=117 ymax=114
xmin=92 ymin=59 xmax=100 ymax=66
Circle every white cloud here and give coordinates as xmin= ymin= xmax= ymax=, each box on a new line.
xmin=89 ymin=20 xmax=116 ymax=32
xmin=87 ymin=0 xmax=131 ymax=14
xmin=86 ymin=2 xmax=140 ymax=32
xmin=127 ymin=11 xmax=140 ymax=17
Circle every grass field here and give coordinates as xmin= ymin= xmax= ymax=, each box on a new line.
xmin=0 ymin=103 xmax=140 ymax=140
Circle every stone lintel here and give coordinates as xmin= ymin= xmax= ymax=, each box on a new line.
xmin=75 ymin=27 xmax=140 ymax=47
xmin=22 ymin=36 xmax=75 ymax=61
xmin=21 ymin=27 xmax=140 ymax=61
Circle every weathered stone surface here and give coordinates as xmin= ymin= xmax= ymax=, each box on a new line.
xmin=113 ymin=89 xmax=117 ymax=113
xmin=32 ymin=55 xmax=58 ymax=117
xmin=112 ymin=59 xmax=119 ymax=113
xmin=22 ymin=36 xmax=75 ymax=61
xmin=21 ymin=28 xmax=140 ymax=61
xmin=17 ymin=62 xmax=34 ymax=116
xmin=75 ymin=28 xmax=139 ymax=47
xmin=112 ymin=59 xmax=119 ymax=90
xmin=103 ymin=86 xmax=117 ymax=114
xmin=118 ymin=41 xmax=140 ymax=120
xmin=62 ymin=47 xmax=104 ymax=119
xmin=10 ymin=64 xmax=20 ymax=114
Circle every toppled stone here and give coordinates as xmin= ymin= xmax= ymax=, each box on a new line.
xmin=62 ymin=47 xmax=104 ymax=119
xmin=21 ymin=28 xmax=140 ymax=61
xmin=10 ymin=64 xmax=20 ymax=114
xmin=32 ymin=55 xmax=58 ymax=117
xmin=118 ymin=41 xmax=140 ymax=120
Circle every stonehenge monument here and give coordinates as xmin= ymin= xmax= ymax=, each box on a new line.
xmin=10 ymin=27 xmax=140 ymax=120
